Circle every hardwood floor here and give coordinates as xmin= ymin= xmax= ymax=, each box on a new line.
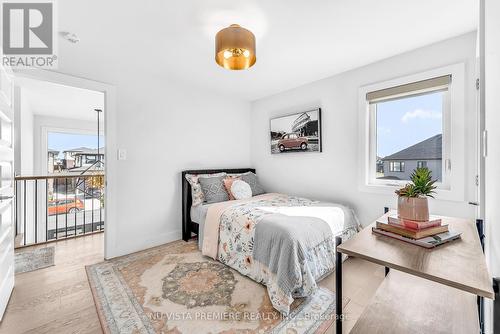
xmin=320 ymin=256 xmax=386 ymax=333
xmin=0 ymin=234 xmax=104 ymax=334
xmin=0 ymin=233 xmax=385 ymax=334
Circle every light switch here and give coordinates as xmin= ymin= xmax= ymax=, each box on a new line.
xmin=118 ymin=149 xmax=127 ymax=160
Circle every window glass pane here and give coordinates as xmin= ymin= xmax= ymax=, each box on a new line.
xmin=47 ymin=132 xmax=105 ymax=174
xmin=417 ymin=161 xmax=427 ymax=168
xmin=375 ymin=91 xmax=443 ymax=181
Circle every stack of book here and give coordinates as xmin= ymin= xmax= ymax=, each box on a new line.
xmin=372 ymin=214 xmax=461 ymax=248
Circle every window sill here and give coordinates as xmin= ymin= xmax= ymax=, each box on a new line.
xmin=358 ymin=183 xmax=465 ymax=202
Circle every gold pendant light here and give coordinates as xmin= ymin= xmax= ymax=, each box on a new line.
xmin=215 ymin=24 xmax=256 ymax=70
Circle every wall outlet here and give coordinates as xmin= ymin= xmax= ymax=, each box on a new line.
xmin=118 ymin=149 xmax=127 ymax=160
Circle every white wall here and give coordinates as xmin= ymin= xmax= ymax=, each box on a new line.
xmin=250 ymin=32 xmax=478 ymax=226
xmin=107 ymin=74 xmax=251 ymax=257
xmin=13 ymin=87 xmax=36 ymax=241
xmin=14 ymin=87 xmax=35 ymax=176
xmin=17 ymin=67 xmax=252 ymax=259
xmin=484 ymin=1 xmax=500 ymax=332
xmin=485 ymin=0 xmax=500 ymax=284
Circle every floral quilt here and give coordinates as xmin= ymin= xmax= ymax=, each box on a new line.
xmin=203 ymin=193 xmax=360 ymax=314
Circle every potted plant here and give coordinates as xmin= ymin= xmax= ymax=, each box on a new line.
xmin=395 ymin=167 xmax=437 ymax=222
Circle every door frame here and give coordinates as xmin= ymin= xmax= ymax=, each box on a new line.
xmin=13 ymin=69 xmax=117 ymax=260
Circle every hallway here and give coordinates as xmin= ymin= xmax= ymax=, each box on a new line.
xmin=0 ymin=234 xmax=103 ymax=334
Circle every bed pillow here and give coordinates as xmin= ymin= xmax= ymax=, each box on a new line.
xmin=185 ymin=172 xmax=226 ymax=206
xmin=227 ymin=171 xmax=251 ymax=177
xmin=223 ymin=176 xmax=240 ymax=200
xmin=231 ymin=180 xmax=252 ymax=200
xmin=240 ymin=172 xmax=265 ymax=196
xmin=199 ymin=175 xmax=229 ymax=204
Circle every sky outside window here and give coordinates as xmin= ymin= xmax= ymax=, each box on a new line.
xmin=376 ymin=91 xmax=443 ymax=158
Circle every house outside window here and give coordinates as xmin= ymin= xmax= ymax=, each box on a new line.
xmin=47 ymin=149 xmax=60 ymax=173
xmin=48 ymin=132 xmax=105 ymax=173
xmin=382 ymin=134 xmax=442 ymax=181
xmin=71 ymin=150 xmax=105 ymax=169
xmin=358 ymin=64 xmax=466 ymax=201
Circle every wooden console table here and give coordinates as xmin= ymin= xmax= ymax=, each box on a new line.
xmin=335 ymin=211 xmax=494 ymax=333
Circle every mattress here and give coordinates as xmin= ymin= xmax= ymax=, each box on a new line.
xmin=190 ymin=203 xmax=210 ymax=224
xmin=190 ymin=203 xmax=211 ymax=250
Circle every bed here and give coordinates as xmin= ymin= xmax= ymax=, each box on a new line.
xmin=181 ymin=168 xmax=360 ymax=314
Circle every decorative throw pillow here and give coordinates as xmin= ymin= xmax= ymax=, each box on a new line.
xmin=185 ymin=172 xmax=226 ymax=206
xmin=199 ymin=175 xmax=229 ymax=204
xmin=231 ymin=180 xmax=252 ymax=200
xmin=227 ymin=171 xmax=251 ymax=177
xmin=240 ymin=172 xmax=265 ymax=196
xmin=223 ymin=176 xmax=240 ymax=200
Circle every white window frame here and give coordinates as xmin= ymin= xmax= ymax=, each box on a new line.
xmin=358 ymin=63 xmax=466 ymax=201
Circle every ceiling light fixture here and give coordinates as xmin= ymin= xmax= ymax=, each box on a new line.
xmin=215 ymin=24 xmax=256 ymax=70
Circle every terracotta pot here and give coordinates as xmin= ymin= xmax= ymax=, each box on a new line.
xmin=397 ymin=196 xmax=429 ymax=222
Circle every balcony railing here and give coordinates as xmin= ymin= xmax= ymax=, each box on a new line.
xmin=14 ymin=173 xmax=105 ymax=247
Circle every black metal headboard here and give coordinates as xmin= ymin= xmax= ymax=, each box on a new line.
xmin=181 ymin=168 xmax=256 ymax=241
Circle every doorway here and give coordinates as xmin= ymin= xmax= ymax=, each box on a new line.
xmin=12 ymin=69 xmax=116 ymax=259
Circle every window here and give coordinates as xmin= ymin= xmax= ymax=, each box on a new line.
xmin=374 ymin=87 xmax=445 ymax=182
xmin=417 ymin=161 xmax=427 ymax=169
xmin=389 ymin=161 xmax=405 ymax=172
xmin=358 ymin=63 xmax=466 ymax=201
xmin=47 ymin=132 xmax=104 ymax=173
xmin=289 ymin=134 xmax=298 ymax=139
xmin=86 ymin=155 xmax=97 ymax=164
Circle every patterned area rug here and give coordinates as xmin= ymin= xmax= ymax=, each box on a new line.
xmin=15 ymin=246 xmax=55 ymax=274
xmin=86 ymin=240 xmax=346 ymax=334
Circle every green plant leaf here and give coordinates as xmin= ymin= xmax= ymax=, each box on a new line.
xmin=396 ymin=167 xmax=437 ymax=198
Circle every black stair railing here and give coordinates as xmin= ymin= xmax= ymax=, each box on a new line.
xmin=14 ymin=173 xmax=105 ymax=247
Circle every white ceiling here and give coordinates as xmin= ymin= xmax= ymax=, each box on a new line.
xmin=18 ymin=77 xmax=104 ymax=121
xmin=56 ymin=0 xmax=478 ymax=101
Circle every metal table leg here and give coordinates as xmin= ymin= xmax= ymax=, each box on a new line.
xmin=476 ymin=219 xmax=485 ymax=334
xmin=335 ymin=236 xmax=343 ymax=334
xmin=384 ymin=207 xmax=391 ymax=277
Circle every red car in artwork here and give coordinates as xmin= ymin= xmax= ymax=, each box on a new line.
xmin=278 ymin=133 xmax=308 ymax=152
